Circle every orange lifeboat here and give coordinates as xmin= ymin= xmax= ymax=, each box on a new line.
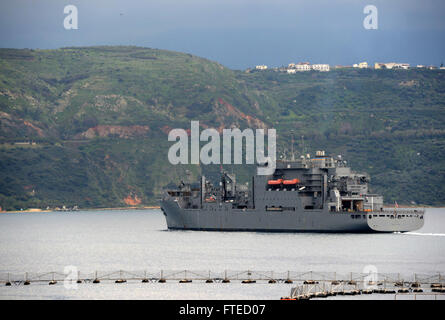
xmin=282 ymin=178 xmax=300 ymax=185
xmin=205 ymin=195 xmax=216 ymax=202
xmin=267 ymin=179 xmax=283 ymax=185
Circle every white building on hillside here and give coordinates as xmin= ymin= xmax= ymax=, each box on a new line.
xmin=353 ymin=62 xmax=368 ymax=68
xmin=295 ymin=62 xmax=311 ymax=71
xmin=375 ymin=62 xmax=409 ymax=70
xmin=312 ymin=64 xmax=330 ymax=72
xmin=395 ymin=63 xmax=410 ymax=70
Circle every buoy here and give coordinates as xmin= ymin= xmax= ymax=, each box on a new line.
xmin=304 ymin=280 xmax=318 ymax=284
xmin=158 ymin=278 xmax=166 ymax=283
xmin=241 ymin=279 xmax=256 ymax=284
xmin=284 ymin=279 xmax=293 ymax=284
xmin=179 ymin=279 xmax=192 ymax=283
xmin=93 ymin=279 xmax=100 ymax=284
xmin=280 ymin=297 xmax=296 ymax=300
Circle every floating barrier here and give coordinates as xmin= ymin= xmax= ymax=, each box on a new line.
xmin=0 ymin=270 xmax=443 ymax=292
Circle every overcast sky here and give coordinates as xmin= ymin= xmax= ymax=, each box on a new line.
xmin=1 ymin=0 xmax=444 ymax=69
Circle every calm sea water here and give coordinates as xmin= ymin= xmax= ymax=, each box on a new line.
xmin=0 ymin=208 xmax=444 ymax=299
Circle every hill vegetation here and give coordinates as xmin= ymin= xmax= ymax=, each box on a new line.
xmin=0 ymin=46 xmax=444 ymax=210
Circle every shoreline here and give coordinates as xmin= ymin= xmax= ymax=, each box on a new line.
xmin=2 ymin=205 xmax=444 ymax=214
xmin=1 ymin=206 xmax=161 ymax=214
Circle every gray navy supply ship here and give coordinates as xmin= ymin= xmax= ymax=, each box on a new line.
xmin=161 ymin=151 xmax=425 ymax=233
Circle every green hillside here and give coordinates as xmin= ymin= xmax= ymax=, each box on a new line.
xmin=0 ymin=46 xmax=444 ymax=210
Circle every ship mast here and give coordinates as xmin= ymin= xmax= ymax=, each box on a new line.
xmin=301 ymin=135 xmax=305 ymax=157
xmin=291 ymin=129 xmax=295 ymax=161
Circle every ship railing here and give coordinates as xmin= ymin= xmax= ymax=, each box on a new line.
xmin=339 ymin=209 xmax=425 ymax=215
xmin=381 ymin=208 xmax=425 ymax=215
xmin=355 ymin=209 xmax=425 ymax=215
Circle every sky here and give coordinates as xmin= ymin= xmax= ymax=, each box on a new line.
xmin=0 ymin=0 xmax=444 ymax=69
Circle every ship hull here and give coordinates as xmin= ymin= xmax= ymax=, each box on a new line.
xmin=160 ymin=200 xmax=424 ymax=233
